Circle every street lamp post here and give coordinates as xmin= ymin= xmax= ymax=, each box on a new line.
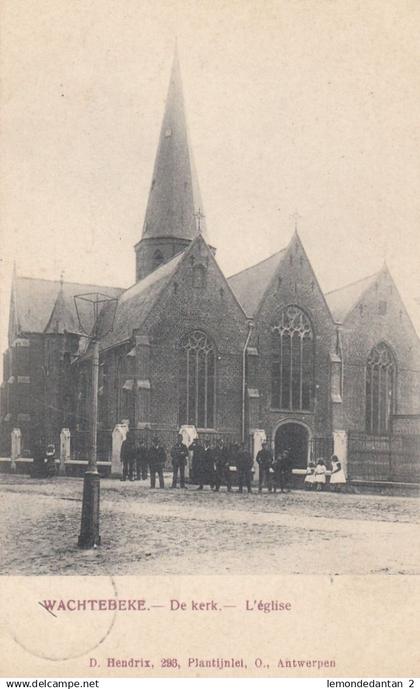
xmin=74 ymin=292 xmax=117 ymax=549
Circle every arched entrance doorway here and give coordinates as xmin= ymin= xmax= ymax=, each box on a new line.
xmin=274 ymin=422 xmax=309 ymax=469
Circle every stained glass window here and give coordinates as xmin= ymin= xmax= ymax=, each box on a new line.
xmin=179 ymin=331 xmax=216 ymax=428
xmin=366 ymin=343 xmax=395 ymax=435
xmin=271 ymin=306 xmax=314 ymax=410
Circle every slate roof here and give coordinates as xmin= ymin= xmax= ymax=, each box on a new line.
xmin=140 ymin=48 xmax=208 ymax=244
xmin=99 ymin=252 xmax=184 ymax=350
xmin=325 ymin=272 xmax=380 ymax=323
xmin=227 ymin=248 xmax=287 ymax=317
xmin=14 ymin=276 xmax=124 ymax=335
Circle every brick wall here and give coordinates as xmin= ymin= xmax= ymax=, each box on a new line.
xmin=143 ymin=238 xmax=248 ymax=435
xmin=97 ymin=238 xmax=248 ymax=437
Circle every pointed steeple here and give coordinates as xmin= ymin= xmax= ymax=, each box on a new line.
xmin=44 ymin=274 xmax=75 ymax=334
xmin=135 ymin=48 xmax=210 ymax=281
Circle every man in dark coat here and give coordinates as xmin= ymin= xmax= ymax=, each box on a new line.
xmin=170 ymin=433 xmax=189 ymax=488
xmin=213 ymin=438 xmax=229 ymax=492
xmin=31 ymin=435 xmax=46 ymax=478
xmin=256 ymin=441 xmax=273 ymax=492
xmin=189 ymin=438 xmax=206 ymax=488
xmin=273 ymin=450 xmax=290 ymax=493
xmin=203 ymin=440 xmax=215 ymax=490
xmin=226 ymin=442 xmax=241 ymax=492
xmin=195 ymin=439 xmax=215 ymax=490
xmin=149 ymin=436 xmax=166 ymax=489
xmin=236 ymin=443 xmax=253 ymax=493
xmin=136 ymin=439 xmax=148 ymax=480
xmin=120 ymin=430 xmax=135 ymax=481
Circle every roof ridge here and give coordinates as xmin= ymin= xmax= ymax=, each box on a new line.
xmin=325 ymin=270 xmax=380 ymax=296
xmin=17 ymin=275 xmax=125 ymax=291
xmin=124 ymin=248 xmax=187 ymax=293
xmin=119 ymin=250 xmax=184 ymax=303
xmin=228 ymin=247 xmax=286 ymax=281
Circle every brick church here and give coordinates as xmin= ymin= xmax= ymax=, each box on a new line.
xmin=2 ymin=51 xmax=420 ymax=481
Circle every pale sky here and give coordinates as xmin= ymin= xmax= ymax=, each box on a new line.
xmin=1 ymin=0 xmax=420 ymax=352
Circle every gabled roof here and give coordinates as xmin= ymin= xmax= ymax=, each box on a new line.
xmin=325 ymin=272 xmax=380 ymax=323
xmin=140 ymin=47 xmax=208 ymax=244
xmin=99 ymin=252 xmax=184 ymax=350
xmin=227 ymin=248 xmax=287 ymax=317
xmin=14 ymin=276 xmax=124 ymax=335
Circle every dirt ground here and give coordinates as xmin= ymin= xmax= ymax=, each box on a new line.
xmin=0 ymin=475 xmax=419 ymax=575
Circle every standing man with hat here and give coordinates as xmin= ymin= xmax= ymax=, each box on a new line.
xmin=189 ymin=437 xmax=206 ymax=489
xmin=236 ymin=443 xmax=253 ymax=493
xmin=149 ymin=436 xmax=166 ymax=489
xmin=136 ymin=438 xmax=149 ymax=481
xmin=256 ymin=441 xmax=273 ymax=492
xmin=170 ymin=433 xmax=189 ymax=488
xmin=120 ymin=429 xmax=136 ymax=481
xmin=213 ymin=438 xmax=229 ymax=492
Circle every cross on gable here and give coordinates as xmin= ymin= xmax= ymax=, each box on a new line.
xmin=194 ymin=207 xmax=205 ymax=233
xmin=290 ymin=210 xmax=302 ymax=232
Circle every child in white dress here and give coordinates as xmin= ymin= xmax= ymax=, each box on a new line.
xmin=329 ymin=454 xmax=346 ymax=491
xmin=304 ymin=461 xmax=315 ymax=490
xmin=314 ymin=458 xmax=327 ymax=491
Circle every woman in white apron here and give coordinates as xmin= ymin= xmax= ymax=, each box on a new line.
xmin=329 ymin=454 xmax=346 ymax=492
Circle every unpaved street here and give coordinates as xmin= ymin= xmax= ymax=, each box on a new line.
xmin=0 ymin=475 xmax=419 ymax=575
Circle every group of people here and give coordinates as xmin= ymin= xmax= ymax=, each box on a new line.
xmin=120 ymin=433 xmax=296 ymax=493
xmin=120 ymin=432 xmax=255 ymax=492
xmin=255 ymin=442 xmax=294 ymax=493
xmin=30 ymin=438 xmax=57 ymax=478
xmin=120 ymin=431 xmax=346 ymax=493
xmin=304 ymin=455 xmax=346 ymax=491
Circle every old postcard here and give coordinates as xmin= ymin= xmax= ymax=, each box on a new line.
xmin=0 ymin=0 xmax=419 ymax=679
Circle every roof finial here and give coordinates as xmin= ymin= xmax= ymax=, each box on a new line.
xmin=380 ymin=233 xmax=388 ymax=267
xmin=291 ymin=210 xmax=302 ymax=234
xmin=194 ymin=207 xmax=205 ymax=234
xmin=172 ymin=36 xmax=180 ymax=75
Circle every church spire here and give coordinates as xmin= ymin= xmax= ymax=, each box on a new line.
xmin=44 ymin=274 xmax=74 ymax=334
xmin=135 ymin=47 xmax=209 ymax=281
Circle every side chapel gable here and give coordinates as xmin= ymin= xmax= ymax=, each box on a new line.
xmin=256 ymin=231 xmax=336 ymax=338
xmin=142 ymin=234 xmax=249 ymax=337
xmin=342 ymin=264 xmax=420 ymax=363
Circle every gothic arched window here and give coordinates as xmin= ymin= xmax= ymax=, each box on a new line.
xmin=366 ymin=342 xmax=395 ymax=435
xmin=271 ymin=306 xmax=314 ymax=410
xmin=179 ymin=330 xmax=216 ymax=428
